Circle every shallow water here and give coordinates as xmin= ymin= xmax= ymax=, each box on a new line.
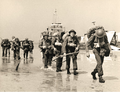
xmin=0 ymin=44 xmax=120 ymax=91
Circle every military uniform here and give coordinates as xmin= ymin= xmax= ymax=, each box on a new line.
xmin=6 ymin=39 xmax=11 ymax=57
xmin=52 ymin=32 xmax=65 ymax=72
xmin=29 ymin=40 xmax=34 ymax=54
xmin=22 ymin=39 xmax=30 ymax=59
xmin=87 ymin=34 xmax=109 ymax=76
xmin=62 ymin=30 xmax=80 ymax=74
xmin=12 ymin=38 xmax=21 ymax=60
xmin=1 ymin=39 xmax=7 ymax=57
xmin=1 ymin=39 xmax=11 ymax=57
xmin=39 ymin=38 xmax=53 ymax=68
xmin=86 ymin=27 xmax=110 ymax=83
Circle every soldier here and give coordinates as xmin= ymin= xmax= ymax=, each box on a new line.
xmin=6 ymin=39 xmax=11 ymax=57
xmin=39 ymin=32 xmax=53 ymax=68
xmin=1 ymin=39 xmax=11 ymax=57
xmin=22 ymin=38 xmax=30 ymax=59
xmin=28 ymin=40 xmax=34 ymax=59
xmin=86 ymin=26 xmax=111 ymax=83
xmin=52 ymin=31 xmax=65 ymax=72
xmin=1 ymin=39 xmax=7 ymax=57
xmin=62 ymin=30 xmax=80 ymax=75
xmin=12 ymin=38 xmax=21 ymax=60
xmin=11 ymin=36 xmax=16 ymax=50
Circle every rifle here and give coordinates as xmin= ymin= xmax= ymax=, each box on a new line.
xmin=10 ymin=41 xmax=23 ymax=50
xmin=16 ymin=61 xmax=20 ymax=71
xmin=52 ymin=51 xmax=79 ymax=62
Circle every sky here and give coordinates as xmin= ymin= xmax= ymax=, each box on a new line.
xmin=0 ymin=0 xmax=120 ymax=43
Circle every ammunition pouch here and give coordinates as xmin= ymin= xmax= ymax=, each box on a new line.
xmin=100 ymin=44 xmax=110 ymax=57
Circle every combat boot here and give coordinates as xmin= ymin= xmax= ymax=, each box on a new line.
xmin=74 ymin=70 xmax=78 ymax=75
xmin=67 ymin=69 xmax=71 ymax=74
xmin=91 ymin=72 xmax=97 ymax=80
xmin=99 ymin=76 xmax=105 ymax=83
xmin=59 ymin=68 xmax=62 ymax=72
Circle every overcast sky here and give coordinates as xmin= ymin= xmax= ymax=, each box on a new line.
xmin=0 ymin=0 xmax=120 ymax=42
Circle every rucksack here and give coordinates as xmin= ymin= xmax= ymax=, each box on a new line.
xmin=87 ymin=27 xmax=96 ymax=39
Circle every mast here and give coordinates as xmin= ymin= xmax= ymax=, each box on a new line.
xmin=92 ymin=21 xmax=96 ymax=25
xmin=53 ymin=9 xmax=57 ymax=24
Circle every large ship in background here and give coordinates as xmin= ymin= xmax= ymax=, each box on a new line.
xmin=40 ymin=10 xmax=65 ymax=38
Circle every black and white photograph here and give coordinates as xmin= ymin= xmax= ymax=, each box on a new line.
xmin=0 ymin=0 xmax=120 ymax=91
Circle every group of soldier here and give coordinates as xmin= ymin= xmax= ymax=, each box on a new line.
xmin=1 ymin=26 xmax=111 ymax=83
xmin=39 ymin=30 xmax=80 ymax=75
xmin=1 ymin=36 xmax=34 ymax=60
xmin=39 ymin=26 xmax=111 ymax=83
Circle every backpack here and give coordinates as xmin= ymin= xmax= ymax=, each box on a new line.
xmin=87 ymin=27 xmax=96 ymax=39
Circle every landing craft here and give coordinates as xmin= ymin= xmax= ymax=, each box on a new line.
xmin=40 ymin=10 xmax=65 ymax=39
xmin=40 ymin=10 xmax=81 ymax=42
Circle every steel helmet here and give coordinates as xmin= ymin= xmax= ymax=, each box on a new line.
xmin=69 ymin=29 xmax=76 ymax=34
xmin=95 ymin=29 xmax=105 ymax=38
xmin=42 ymin=32 xmax=49 ymax=36
xmin=12 ymin=36 xmax=15 ymax=39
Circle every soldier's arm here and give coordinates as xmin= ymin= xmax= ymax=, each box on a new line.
xmin=105 ymin=35 xmax=112 ymax=51
xmin=62 ymin=37 xmax=68 ymax=54
xmin=39 ymin=40 xmax=43 ymax=49
xmin=76 ymin=36 xmax=80 ymax=50
xmin=32 ymin=43 xmax=34 ymax=49
xmin=86 ymin=35 xmax=95 ymax=52
xmin=51 ymin=37 xmax=56 ymax=49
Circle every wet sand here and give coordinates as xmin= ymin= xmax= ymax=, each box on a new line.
xmin=0 ymin=44 xmax=120 ymax=92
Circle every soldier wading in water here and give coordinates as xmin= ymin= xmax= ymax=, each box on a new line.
xmin=86 ymin=26 xmax=111 ymax=83
xmin=62 ymin=30 xmax=80 ymax=75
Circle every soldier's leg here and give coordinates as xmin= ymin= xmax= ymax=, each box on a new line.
xmin=94 ymin=54 xmax=103 ymax=77
xmin=72 ymin=54 xmax=78 ymax=75
xmin=66 ymin=55 xmax=71 ymax=74
xmin=26 ymin=50 xmax=28 ymax=59
xmin=14 ymin=50 xmax=16 ymax=59
xmin=2 ymin=47 xmax=5 ymax=57
xmin=91 ymin=48 xmax=99 ymax=80
xmin=24 ymin=50 xmax=26 ymax=59
xmin=5 ymin=48 xmax=7 ymax=57
xmin=18 ymin=49 xmax=20 ymax=60
xmin=56 ymin=57 xmax=63 ymax=72
xmin=48 ymin=55 xmax=52 ymax=66
xmin=8 ymin=49 xmax=10 ymax=57
xmin=59 ymin=57 xmax=63 ymax=70
xmin=55 ymin=51 xmax=61 ymax=72
xmin=16 ymin=50 xmax=19 ymax=60
xmin=43 ymin=53 xmax=48 ymax=68
xmin=93 ymin=49 xmax=105 ymax=83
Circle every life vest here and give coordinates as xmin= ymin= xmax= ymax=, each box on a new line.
xmin=67 ymin=36 xmax=77 ymax=47
xmin=42 ymin=39 xmax=51 ymax=47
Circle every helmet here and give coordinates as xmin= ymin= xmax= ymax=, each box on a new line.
xmin=12 ymin=36 xmax=15 ymax=39
xmin=95 ymin=29 xmax=105 ymax=38
xmin=25 ymin=38 xmax=28 ymax=41
xmin=69 ymin=29 xmax=76 ymax=34
xmin=42 ymin=32 xmax=49 ymax=36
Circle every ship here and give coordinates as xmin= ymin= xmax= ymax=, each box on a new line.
xmin=40 ymin=9 xmax=65 ymax=38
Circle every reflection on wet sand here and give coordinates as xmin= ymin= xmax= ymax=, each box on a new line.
xmin=0 ymin=48 xmax=120 ymax=91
